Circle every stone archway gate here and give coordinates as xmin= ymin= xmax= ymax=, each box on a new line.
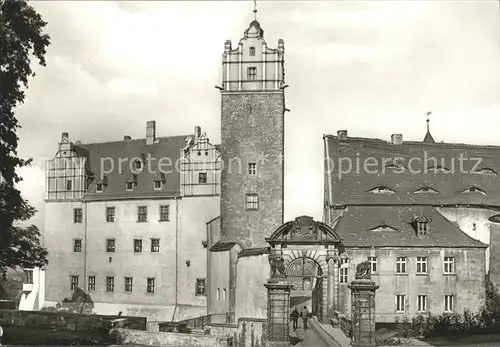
xmin=265 ymin=215 xmax=344 ymax=322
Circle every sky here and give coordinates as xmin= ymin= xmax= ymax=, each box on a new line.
xmin=15 ymin=0 xmax=500 ymax=230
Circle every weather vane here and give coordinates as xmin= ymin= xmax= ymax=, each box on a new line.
xmin=426 ymin=111 xmax=432 ymax=131
xmin=253 ymin=0 xmax=257 ymax=20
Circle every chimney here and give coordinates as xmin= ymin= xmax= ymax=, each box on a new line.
xmin=124 ymin=135 xmax=132 ymax=141
xmin=194 ymin=126 xmax=202 ymax=140
xmin=337 ymin=130 xmax=348 ymax=141
xmin=391 ymin=134 xmax=403 ymax=145
xmin=146 ymin=121 xmax=156 ymax=145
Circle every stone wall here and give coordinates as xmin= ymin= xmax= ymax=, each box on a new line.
xmin=206 ymin=317 xmax=267 ymax=347
xmin=490 ymin=221 xmax=500 ymax=286
xmin=112 ymin=328 xmax=232 ymax=347
xmin=0 ymin=309 xmax=146 ymax=331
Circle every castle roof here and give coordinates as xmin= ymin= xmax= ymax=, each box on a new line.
xmin=334 ymin=206 xmax=487 ymax=248
xmin=324 ymin=133 xmax=500 ymax=207
xmin=74 ymin=136 xmax=220 ymax=200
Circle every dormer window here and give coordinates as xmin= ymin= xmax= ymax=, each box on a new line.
xmin=247 ymin=67 xmax=257 ymax=80
xmin=154 ymin=180 xmax=162 ymax=190
xmin=95 ymin=175 xmax=108 ymax=193
xmin=414 ymin=213 xmax=432 ymax=237
xmin=414 ymin=187 xmax=439 ymax=194
xmin=472 ymin=168 xmax=497 ymax=176
xmin=417 ymin=222 xmax=429 ymax=236
xmin=368 ymin=186 xmax=395 ymax=195
xmin=461 ymin=186 xmax=486 ymax=195
xmin=126 ymin=174 xmax=137 ymax=191
xmin=249 ymin=46 xmax=255 ymax=56
xmin=126 ymin=182 xmax=134 ymax=191
xmin=134 ymin=160 xmax=142 ymax=170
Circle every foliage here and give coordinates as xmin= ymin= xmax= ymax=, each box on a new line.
xmin=0 ymin=267 xmax=23 ymax=306
xmin=397 ymin=280 xmax=500 ymax=338
xmin=0 ymin=0 xmax=50 ymax=274
xmin=42 ymin=287 xmax=94 ymax=314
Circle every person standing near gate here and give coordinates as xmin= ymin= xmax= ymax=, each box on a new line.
xmin=301 ymin=306 xmax=310 ymax=330
xmin=291 ymin=307 xmax=299 ymax=331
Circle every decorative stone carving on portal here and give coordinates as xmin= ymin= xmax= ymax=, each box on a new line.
xmin=355 ymin=260 xmax=371 ymax=280
xmin=265 ymin=216 xmax=344 ymax=326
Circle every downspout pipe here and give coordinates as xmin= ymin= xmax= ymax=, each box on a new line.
xmin=171 ymin=196 xmax=180 ymax=322
xmin=83 ymin=198 xmax=88 ymax=294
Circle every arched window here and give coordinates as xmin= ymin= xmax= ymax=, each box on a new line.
xmin=216 ymin=288 xmax=220 ymax=301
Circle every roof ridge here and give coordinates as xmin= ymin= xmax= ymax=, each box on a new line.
xmin=77 ymin=134 xmax=193 ymax=147
xmin=325 ymin=134 xmax=500 ymax=149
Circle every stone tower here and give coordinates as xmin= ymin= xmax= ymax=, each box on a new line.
xmin=219 ymin=18 xmax=286 ymax=249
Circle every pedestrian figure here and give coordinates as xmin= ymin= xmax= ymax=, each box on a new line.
xmin=301 ymin=306 xmax=309 ymax=330
xmin=290 ymin=307 xmax=299 ymax=331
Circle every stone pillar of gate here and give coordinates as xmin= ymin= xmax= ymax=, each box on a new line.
xmin=326 ymin=247 xmax=340 ymax=319
xmin=265 ymin=245 xmax=292 ymax=347
xmin=348 ymin=261 xmax=379 ymax=347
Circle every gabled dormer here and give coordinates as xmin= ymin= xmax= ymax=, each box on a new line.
xmin=460 ymin=186 xmax=486 ymax=195
xmin=126 ymin=174 xmax=138 ymax=192
xmin=95 ymin=175 xmax=108 ymax=193
xmin=153 ymin=173 xmax=165 ymax=191
xmin=413 ymin=213 xmax=432 ymax=238
xmin=367 ymin=186 xmax=395 ymax=195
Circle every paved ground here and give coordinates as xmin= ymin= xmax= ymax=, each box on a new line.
xmin=289 ymin=321 xmax=329 ymax=347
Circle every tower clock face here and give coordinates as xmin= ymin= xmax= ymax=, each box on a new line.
xmin=489 ymin=214 xmax=500 ymax=223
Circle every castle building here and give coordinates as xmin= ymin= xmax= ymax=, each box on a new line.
xmin=41 ymin=123 xmax=221 ymax=321
xmin=323 ymin=130 xmax=500 ymax=322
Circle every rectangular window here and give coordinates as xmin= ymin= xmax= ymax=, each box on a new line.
xmin=445 ymin=295 xmax=454 ymax=312
xmin=147 ymin=278 xmax=155 ymax=293
xmin=417 ymin=257 xmax=428 ymax=274
xmin=106 ymin=276 xmax=114 ymax=292
xmin=74 ymin=239 xmax=82 ymax=252
xmin=418 ymin=222 xmax=429 ymax=236
xmin=249 ymin=46 xmax=255 ymax=56
xmin=134 ymin=160 xmax=142 ymax=170
xmin=396 ymin=295 xmax=406 ymax=312
xmin=444 ymin=257 xmax=455 ymax=274
xmin=106 ymin=239 xmax=115 ymax=252
xmin=106 ymin=207 xmax=115 ymax=222
xmin=125 ymin=277 xmax=133 ymax=293
xmin=340 ymin=258 xmax=349 ymax=284
xmin=96 ymin=183 xmax=103 ymax=192
xmin=151 ymin=238 xmax=160 ymax=252
xmin=199 ymin=172 xmax=207 ymax=183
xmin=138 ymin=206 xmax=147 ymax=222
xmin=248 ymin=67 xmax=257 ymax=80
xmin=396 ymin=257 xmax=407 ymax=274
xmin=134 ymin=239 xmax=142 ymax=253
xmin=160 ymin=205 xmax=170 ymax=222
xmin=196 ymin=278 xmax=206 ymax=296
xmin=248 ymin=163 xmax=257 ymax=175
xmin=25 ymin=270 xmax=33 ymax=284
xmin=74 ymin=208 xmax=82 ymax=223
xmin=88 ymin=276 xmax=95 ymax=292
xmin=126 ymin=182 xmax=134 ymax=191
xmin=66 ymin=180 xmax=72 ymax=191
xmin=70 ymin=275 xmax=79 ymax=291
xmin=417 ymin=295 xmax=427 ymax=313
xmin=245 ymin=193 xmax=259 ymax=210
xmin=154 ymin=181 xmax=162 ymax=190
xmin=368 ymin=257 xmax=377 ymax=273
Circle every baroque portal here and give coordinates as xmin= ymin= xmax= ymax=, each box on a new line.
xmin=265 ymin=215 xmax=344 ymax=323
